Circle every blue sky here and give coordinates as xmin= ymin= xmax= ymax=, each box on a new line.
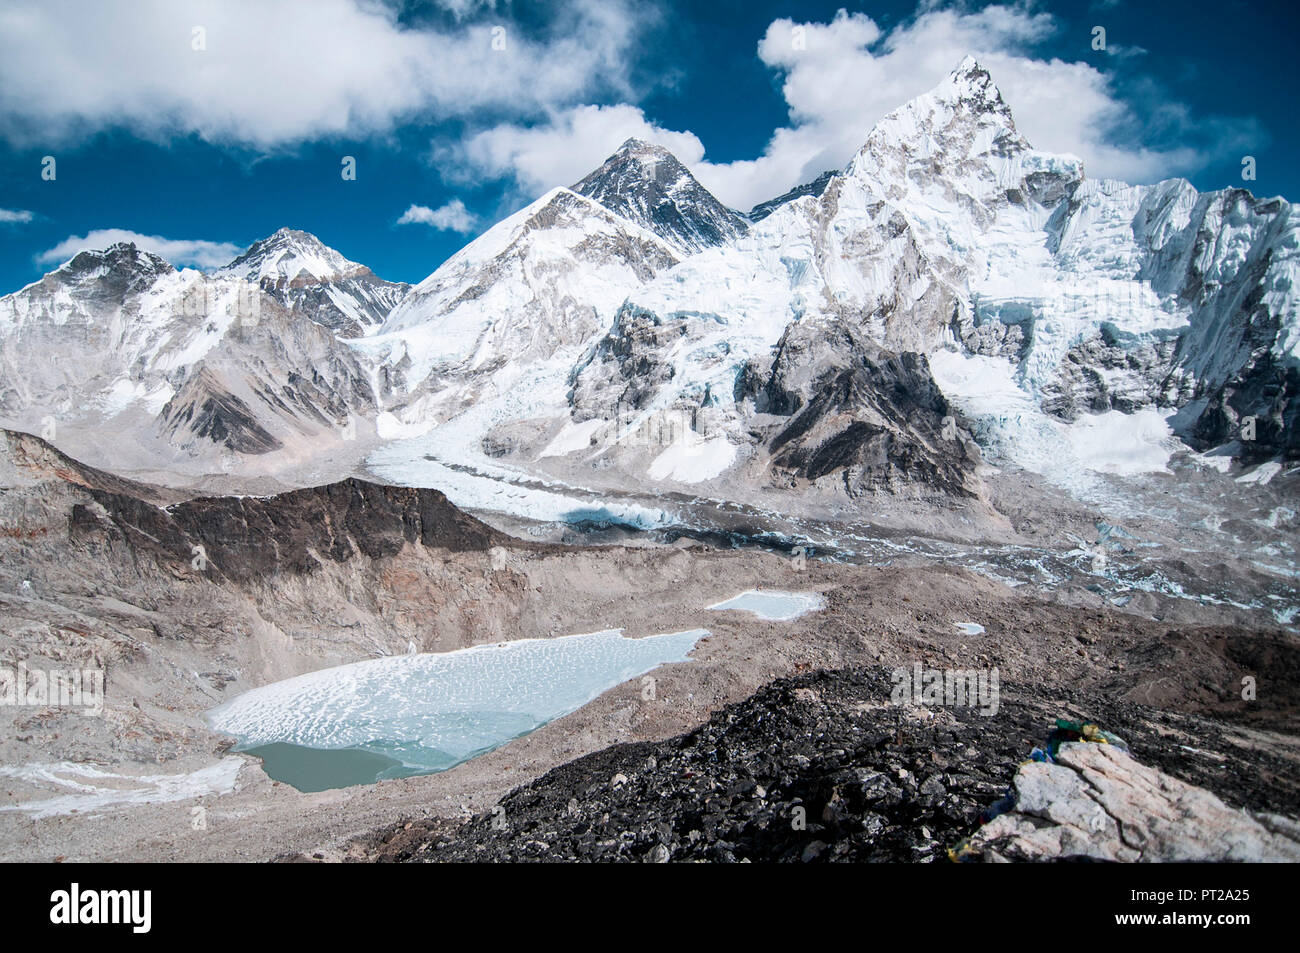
xmin=0 ymin=0 xmax=1295 ymax=295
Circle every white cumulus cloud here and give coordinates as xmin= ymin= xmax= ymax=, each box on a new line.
xmin=397 ymin=199 xmax=477 ymax=233
xmin=0 ymin=0 xmax=641 ymax=148
xmin=36 ymin=229 xmax=243 ymax=269
xmin=0 ymin=208 xmax=34 ymax=224
xmin=443 ymin=4 xmax=1255 ymax=213
xmin=692 ymin=6 xmax=1252 ymax=208
xmin=440 ymin=104 xmax=707 ymax=195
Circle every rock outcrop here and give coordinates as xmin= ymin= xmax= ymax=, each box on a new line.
xmin=965 ymin=741 xmax=1300 ymax=862
xmin=363 ymin=666 xmax=1300 ymax=863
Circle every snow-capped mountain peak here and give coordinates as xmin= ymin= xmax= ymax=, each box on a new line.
xmin=218 ymin=228 xmax=409 ymax=338
xmin=943 ymin=55 xmax=1013 ymax=116
xmin=51 ymin=242 xmax=177 ymax=297
xmin=847 ymin=55 xmax=1044 ymax=190
xmin=219 ymin=227 xmax=365 ymax=284
xmin=364 ymin=185 xmax=681 ymax=403
xmin=614 ymin=136 xmax=664 ymax=158
xmin=570 ymin=138 xmax=748 ymax=255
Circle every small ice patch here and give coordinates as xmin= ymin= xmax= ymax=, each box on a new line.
xmin=1063 ymin=409 xmax=1177 ymax=476
xmin=1191 ymin=445 xmax=1237 ymax=473
xmin=0 ymin=758 xmax=243 ymax=819
xmin=1237 ymin=460 xmax=1283 ymax=485
xmin=647 ymin=433 xmax=736 ymax=484
xmin=707 ymin=590 xmax=825 ymax=621
xmin=953 ymin=622 xmax=986 ymax=636
xmin=538 ymin=418 xmax=604 ymax=458
xmin=1261 ymin=507 xmax=1295 ymax=529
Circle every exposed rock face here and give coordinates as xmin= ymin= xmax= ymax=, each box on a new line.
xmin=965 ymin=741 xmax=1300 ymax=862
xmin=571 ymin=138 xmax=749 ymax=255
xmin=49 ymin=243 xmax=176 ymax=301
xmin=1 ymin=427 xmax=509 ymax=586
xmin=752 ymin=319 xmax=981 ymax=497
xmin=1191 ymin=352 xmax=1300 ymax=462
xmin=364 ymin=666 xmax=1300 ymax=863
xmin=0 ymin=428 xmax=182 ymax=503
xmin=159 ymin=369 xmax=284 ymax=454
xmin=156 ymin=302 xmax=377 ymax=457
xmin=748 ymin=171 xmax=837 ymax=223
xmin=1037 ymin=329 xmax=1185 ymax=420
xmin=0 ymin=236 xmax=384 ymax=474
xmin=217 ymin=228 xmax=409 ymax=338
xmin=73 ymin=476 xmax=510 ymax=586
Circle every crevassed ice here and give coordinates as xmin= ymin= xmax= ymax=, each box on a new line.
xmin=707 ymin=589 xmax=825 ymax=621
xmin=206 ymin=629 xmax=705 ymax=768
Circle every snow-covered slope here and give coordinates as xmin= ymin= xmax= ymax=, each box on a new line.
xmin=354 ymin=186 xmax=681 ymax=430
xmin=2 ymin=57 xmax=1295 ymax=507
xmin=558 ymin=56 xmax=1299 ymax=498
xmin=217 ymin=228 xmax=409 ymax=337
xmin=0 ymin=241 xmax=377 ymax=474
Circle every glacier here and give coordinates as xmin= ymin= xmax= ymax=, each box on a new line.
xmin=0 ymin=56 xmax=1295 ymax=545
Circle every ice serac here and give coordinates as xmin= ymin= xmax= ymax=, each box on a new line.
xmin=570 ymin=138 xmax=749 ymax=255
xmin=217 ymin=228 xmax=409 ymax=338
xmin=566 ymin=55 xmax=1300 ymax=501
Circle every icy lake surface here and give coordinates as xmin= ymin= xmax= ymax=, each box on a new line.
xmin=706 ymin=590 xmax=826 ymax=621
xmin=207 ymin=628 xmax=705 ymax=792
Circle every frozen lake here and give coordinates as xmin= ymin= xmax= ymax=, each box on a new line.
xmin=207 ymin=628 xmax=705 ymax=792
xmin=706 ymin=589 xmax=826 ymax=621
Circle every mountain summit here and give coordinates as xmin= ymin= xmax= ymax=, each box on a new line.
xmin=1 ymin=56 xmax=1295 ymax=496
xmin=218 ymin=229 xmax=409 ymax=337
xmin=570 ymin=138 xmax=748 ymax=254
xmin=221 ymin=228 xmax=366 ymax=283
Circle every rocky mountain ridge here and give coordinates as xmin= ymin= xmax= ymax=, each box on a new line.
xmin=570 ymin=138 xmax=750 ymax=254
xmin=218 ymin=228 xmax=410 ymax=338
xmin=0 ymin=57 xmax=1295 ymax=513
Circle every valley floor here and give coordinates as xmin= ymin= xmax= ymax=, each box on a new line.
xmin=2 ymin=554 xmax=1295 ymax=862
xmin=1 ymin=428 xmax=1296 ymax=862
